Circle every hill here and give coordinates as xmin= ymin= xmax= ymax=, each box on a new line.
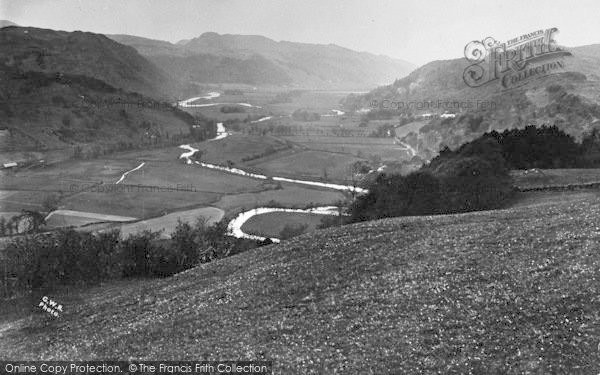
xmin=0 ymin=26 xmax=178 ymax=99
xmin=108 ymin=33 xmax=415 ymax=90
xmin=0 ymin=20 xmax=19 ymax=28
xmin=1 ymin=192 xmax=598 ymax=373
xmin=0 ymin=27 xmax=208 ymax=162
xmin=343 ymin=44 xmax=600 ymax=160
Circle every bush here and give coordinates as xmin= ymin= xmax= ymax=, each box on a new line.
xmin=0 ymin=217 xmax=268 ymax=297
xmin=437 ymin=156 xmax=513 ymax=213
xmin=486 ymin=125 xmax=581 ymax=169
xmin=350 ymin=136 xmax=514 ymax=222
xmin=0 ymin=229 xmax=122 ymax=294
xmin=292 ymin=109 xmax=320 ymax=122
xmin=350 ymin=171 xmax=441 ymax=221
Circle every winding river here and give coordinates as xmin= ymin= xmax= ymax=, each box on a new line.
xmin=178 ymin=139 xmax=365 ymax=241
xmin=226 ymin=206 xmax=340 ymax=243
xmin=176 ymin=93 xmax=365 ymax=241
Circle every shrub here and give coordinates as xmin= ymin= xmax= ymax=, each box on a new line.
xmin=292 ymin=109 xmax=320 ymax=121
xmin=0 ymin=216 xmax=265 ymax=297
xmin=350 ymin=136 xmax=514 ymax=222
xmin=171 ymin=220 xmax=198 ymax=270
xmin=349 ymin=171 xmax=441 ymax=221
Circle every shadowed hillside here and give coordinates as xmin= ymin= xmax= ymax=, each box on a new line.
xmin=0 ymin=26 xmax=178 ymax=99
xmin=0 ymin=26 xmax=216 ymax=163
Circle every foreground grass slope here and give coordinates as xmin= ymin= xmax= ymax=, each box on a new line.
xmin=2 ymin=194 xmax=600 ymax=373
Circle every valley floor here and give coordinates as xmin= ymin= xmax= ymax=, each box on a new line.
xmin=1 ymin=190 xmax=599 ymax=373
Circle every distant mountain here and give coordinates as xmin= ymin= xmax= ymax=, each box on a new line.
xmin=0 ymin=27 xmax=178 ymax=99
xmin=0 ymin=20 xmax=18 ymax=28
xmin=344 ymin=45 xmax=600 ymax=160
xmin=109 ymin=32 xmax=415 ymax=89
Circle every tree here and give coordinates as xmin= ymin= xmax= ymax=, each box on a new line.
xmin=171 ymin=219 xmax=197 ymax=270
xmin=19 ymin=210 xmax=46 ymax=233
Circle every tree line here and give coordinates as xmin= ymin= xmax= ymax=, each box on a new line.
xmin=341 ymin=124 xmax=600 ymax=223
xmin=0 ymin=219 xmax=271 ymax=299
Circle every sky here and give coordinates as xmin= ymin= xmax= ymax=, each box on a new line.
xmin=2 ymin=0 xmax=600 ymax=66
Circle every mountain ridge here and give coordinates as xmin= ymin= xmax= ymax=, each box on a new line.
xmin=109 ymin=32 xmax=416 ymax=89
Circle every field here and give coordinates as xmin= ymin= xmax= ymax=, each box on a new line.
xmin=249 ymin=150 xmax=365 ymax=182
xmin=240 ymin=211 xmax=328 ymax=239
xmin=59 ymin=188 xmax=221 ymax=219
xmin=214 ymin=185 xmax=345 ymax=213
xmin=512 ymin=168 xmax=600 ymax=189
xmin=83 ymin=206 xmax=225 ymax=239
xmin=2 ymin=191 xmax=599 ymax=373
xmin=198 ymin=134 xmax=293 ymax=164
xmin=44 ymin=210 xmax=137 ymax=229
xmin=280 ymin=135 xmax=411 ymax=161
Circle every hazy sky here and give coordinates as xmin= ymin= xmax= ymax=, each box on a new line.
xmin=2 ymin=0 xmax=599 ymax=65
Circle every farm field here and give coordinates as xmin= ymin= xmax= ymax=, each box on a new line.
xmin=58 ymin=188 xmax=220 ymax=220
xmin=240 ymin=211 xmax=328 ymax=239
xmin=509 ymin=190 xmax=600 ymax=208
xmin=280 ymin=135 xmax=411 ymax=161
xmin=44 ymin=210 xmax=137 ymax=229
xmin=249 ymin=150 xmax=365 ymax=182
xmin=0 ymin=189 xmax=61 ymax=212
xmin=0 ymin=158 xmax=140 ymax=188
xmin=214 ymin=184 xmax=345 ymax=213
xmin=2 ymin=190 xmax=599 ymax=373
xmin=89 ymin=206 xmax=225 ymax=239
xmin=121 ymin=162 xmax=266 ymax=195
xmin=197 ymin=134 xmax=292 ymax=164
xmin=264 ymin=91 xmax=349 ymax=114
xmin=511 ymin=168 xmax=600 ymax=189
xmin=106 ymin=135 xmax=291 ymax=166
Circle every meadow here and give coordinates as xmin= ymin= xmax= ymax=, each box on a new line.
xmin=240 ymin=211 xmax=328 ymax=239
xmin=511 ymin=168 xmax=600 ymax=189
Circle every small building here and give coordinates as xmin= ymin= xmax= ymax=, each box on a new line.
xmin=3 ymin=162 xmax=17 ymax=169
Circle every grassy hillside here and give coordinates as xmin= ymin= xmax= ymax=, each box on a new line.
xmin=2 ymin=192 xmax=599 ymax=373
